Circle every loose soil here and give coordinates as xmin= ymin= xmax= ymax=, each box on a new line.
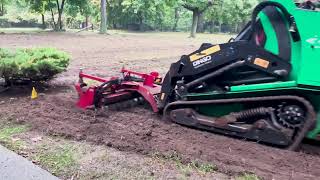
xmin=1 ymin=32 xmax=320 ymax=180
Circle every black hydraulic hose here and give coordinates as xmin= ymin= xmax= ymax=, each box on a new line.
xmin=94 ymin=78 xmax=120 ymax=108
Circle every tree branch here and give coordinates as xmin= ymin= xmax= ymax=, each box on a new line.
xmin=55 ymin=0 xmax=60 ymax=13
xmin=60 ymin=0 xmax=66 ymax=13
xmin=199 ymin=0 xmax=214 ymax=13
xmin=182 ymin=4 xmax=197 ymax=11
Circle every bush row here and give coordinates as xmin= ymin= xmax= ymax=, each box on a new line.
xmin=0 ymin=48 xmax=70 ymax=83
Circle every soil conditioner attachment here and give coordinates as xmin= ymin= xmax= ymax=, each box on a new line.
xmin=76 ymin=0 xmax=320 ymax=151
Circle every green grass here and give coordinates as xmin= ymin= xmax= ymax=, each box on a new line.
xmin=0 ymin=124 xmax=29 ymax=151
xmin=236 ymin=173 xmax=260 ymax=180
xmin=188 ymin=161 xmax=218 ymax=173
xmin=34 ymin=144 xmax=77 ymax=176
xmin=0 ymin=125 xmax=28 ymax=139
xmin=152 ymin=151 xmax=217 ymax=176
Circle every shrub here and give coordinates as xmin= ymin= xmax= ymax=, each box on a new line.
xmin=0 ymin=48 xmax=70 ymax=84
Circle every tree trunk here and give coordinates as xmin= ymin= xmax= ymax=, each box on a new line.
xmin=41 ymin=14 xmax=46 ymax=29
xmin=172 ymin=8 xmax=180 ymax=32
xmin=235 ymin=23 xmax=239 ymax=33
xmin=139 ymin=17 xmax=143 ymax=31
xmin=138 ymin=12 xmax=144 ymax=31
xmin=85 ymin=16 xmax=89 ymax=29
xmin=113 ymin=21 xmax=116 ymax=29
xmin=197 ymin=13 xmax=204 ymax=33
xmin=210 ymin=21 xmax=215 ymax=34
xmin=190 ymin=11 xmax=199 ymax=38
xmin=56 ymin=0 xmax=66 ymax=30
xmin=100 ymin=0 xmax=107 ymax=34
xmin=158 ymin=17 xmax=163 ymax=31
xmin=50 ymin=8 xmax=57 ymax=30
xmin=0 ymin=3 xmax=4 ymax=16
xmin=219 ymin=21 xmax=222 ymax=33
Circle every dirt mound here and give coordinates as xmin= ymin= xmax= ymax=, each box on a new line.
xmin=1 ymin=92 xmax=320 ymax=180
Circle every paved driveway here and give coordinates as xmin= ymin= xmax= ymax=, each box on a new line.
xmin=0 ymin=145 xmax=59 ymax=180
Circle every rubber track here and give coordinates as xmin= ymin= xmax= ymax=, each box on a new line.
xmin=163 ymin=95 xmax=317 ymax=151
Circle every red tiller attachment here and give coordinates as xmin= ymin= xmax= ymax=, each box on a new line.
xmin=75 ymin=68 xmax=161 ymax=112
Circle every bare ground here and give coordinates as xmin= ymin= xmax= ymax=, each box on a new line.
xmin=1 ymin=32 xmax=320 ymax=180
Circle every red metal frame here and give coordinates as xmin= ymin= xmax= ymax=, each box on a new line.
xmin=75 ymin=69 xmax=161 ymax=112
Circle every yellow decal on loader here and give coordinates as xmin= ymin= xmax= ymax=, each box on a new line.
xmin=254 ymin=58 xmax=270 ymax=69
xmin=189 ymin=45 xmax=221 ymax=62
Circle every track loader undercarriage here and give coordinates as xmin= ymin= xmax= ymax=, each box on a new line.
xmin=164 ymin=95 xmax=316 ymax=150
xmin=76 ymin=0 xmax=320 ymax=150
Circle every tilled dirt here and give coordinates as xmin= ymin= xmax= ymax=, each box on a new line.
xmin=1 ymin=33 xmax=320 ymax=180
xmin=0 ymin=92 xmax=319 ymax=180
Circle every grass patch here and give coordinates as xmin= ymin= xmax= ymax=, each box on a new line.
xmin=188 ymin=161 xmax=218 ymax=173
xmin=152 ymin=151 xmax=217 ymax=176
xmin=236 ymin=173 xmax=260 ymax=180
xmin=34 ymin=144 xmax=77 ymax=176
xmin=0 ymin=124 xmax=29 ymax=151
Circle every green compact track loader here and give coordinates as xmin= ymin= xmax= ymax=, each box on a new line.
xmin=159 ymin=0 xmax=320 ymax=150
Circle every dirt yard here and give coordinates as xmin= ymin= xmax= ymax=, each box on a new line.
xmin=1 ymin=31 xmax=320 ymax=180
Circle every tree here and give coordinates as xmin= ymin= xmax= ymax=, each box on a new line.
xmin=100 ymin=0 xmax=107 ymax=33
xmin=122 ymin=0 xmax=155 ymax=31
xmin=52 ymin=0 xmax=92 ymax=30
xmin=56 ymin=0 xmax=66 ymax=30
xmin=32 ymin=0 xmax=65 ymax=30
xmin=121 ymin=0 xmax=172 ymax=31
xmin=66 ymin=0 xmax=95 ymax=28
xmin=0 ymin=0 xmax=9 ymax=16
xmin=107 ymin=0 xmax=124 ymax=29
xmin=43 ymin=0 xmax=66 ymax=30
xmin=182 ymin=0 xmax=213 ymax=37
xmin=25 ymin=0 xmax=49 ymax=29
xmin=172 ymin=7 xmax=180 ymax=31
xmin=205 ymin=0 xmax=258 ymax=33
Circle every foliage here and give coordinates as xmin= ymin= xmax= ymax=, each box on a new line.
xmin=0 ymin=0 xmax=10 ymax=16
xmin=0 ymin=48 xmax=70 ymax=82
xmin=182 ymin=0 xmax=213 ymax=11
xmin=205 ymin=0 xmax=258 ymax=32
xmin=2 ymin=0 xmax=261 ymax=33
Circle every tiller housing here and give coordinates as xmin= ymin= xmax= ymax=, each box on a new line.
xmin=76 ymin=69 xmax=161 ymax=112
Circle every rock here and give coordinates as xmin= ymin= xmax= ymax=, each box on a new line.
xmin=106 ymin=142 xmax=113 ymax=147
xmin=31 ymin=136 xmax=43 ymax=142
xmin=9 ymin=98 xmax=16 ymax=101
xmin=75 ymin=134 xmax=84 ymax=141
xmin=145 ymin=130 xmax=152 ymax=136
xmin=38 ymin=93 xmax=46 ymax=97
